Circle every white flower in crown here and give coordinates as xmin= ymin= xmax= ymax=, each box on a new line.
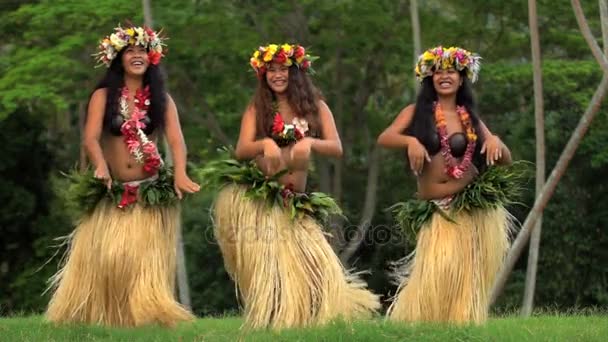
xmin=110 ymin=33 xmax=127 ymax=50
xmin=134 ymin=27 xmax=146 ymax=45
xmin=292 ymin=117 xmax=309 ymax=134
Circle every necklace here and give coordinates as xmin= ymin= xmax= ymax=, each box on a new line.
xmin=119 ymin=86 xmax=162 ymax=174
xmin=434 ymin=102 xmax=477 ymax=179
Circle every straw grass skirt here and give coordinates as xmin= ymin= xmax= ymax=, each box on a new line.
xmin=46 ymin=198 xmax=193 ymax=327
xmin=213 ymin=184 xmax=380 ymax=330
xmin=387 ymin=206 xmax=512 ymax=324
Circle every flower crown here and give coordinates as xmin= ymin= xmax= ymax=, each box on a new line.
xmin=415 ymin=46 xmax=482 ymax=83
xmin=249 ymin=44 xmax=317 ymax=77
xmin=94 ymin=24 xmax=166 ymax=68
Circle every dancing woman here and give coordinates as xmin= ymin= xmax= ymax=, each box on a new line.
xmin=46 ymin=24 xmax=199 ymax=327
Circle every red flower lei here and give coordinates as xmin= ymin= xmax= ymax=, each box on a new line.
xmin=271 ymin=113 xmax=305 ymax=147
xmin=434 ymin=102 xmax=477 ymax=179
xmin=119 ymin=86 xmax=163 ymax=174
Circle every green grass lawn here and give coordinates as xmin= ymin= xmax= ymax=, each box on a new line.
xmin=0 ymin=314 xmax=606 ymax=341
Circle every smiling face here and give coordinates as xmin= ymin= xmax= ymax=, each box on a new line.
xmin=432 ymin=67 xmax=462 ymax=96
xmin=265 ymin=62 xmax=289 ymax=94
xmin=121 ymin=45 xmax=149 ymax=77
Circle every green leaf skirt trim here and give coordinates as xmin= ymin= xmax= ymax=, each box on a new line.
xmin=388 ymin=161 xmax=531 ymax=240
xmin=196 ymin=149 xmax=342 ymax=223
xmin=58 ymin=167 xmax=178 ymax=220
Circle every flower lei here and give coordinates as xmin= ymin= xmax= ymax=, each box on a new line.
xmin=95 ymin=24 xmax=166 ymax=67
xmin=119 ymin=86 xmax=163 ymax=175
xmin=250 ymin=43 xmax=317 ymax=77
xmin=271 ymin=111 xmax=309 ymax=147
xmin=415 ymin=46 xmax=481 ymax=83
xmin=434 ymin=102 xmax=477 ymax=179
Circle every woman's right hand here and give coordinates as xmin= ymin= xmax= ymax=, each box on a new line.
xmin=94 ymin=164 xmax=112 ymax=189
xmin=263 ymin=138 xmax=282 ymax=175
xmin=407 ymin=137 xmax=431 ymax=176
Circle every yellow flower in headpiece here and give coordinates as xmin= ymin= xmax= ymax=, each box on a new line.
xmin=441 ymin=57 xmax=453 ymax=70
xmin=125 ymin=28 xmax=135 ymax=37
xmin=281 ymin=44 xmax=293 ymax=56
xmin=263 ymin=51 xmax=274 ymax=62
xmin=248 ymin=43 xmax=316 ymax=77
xmin=268 ymin=44 xmax=278 ymax=54
xmin=422 ymin=50 xmax=435 ymax=61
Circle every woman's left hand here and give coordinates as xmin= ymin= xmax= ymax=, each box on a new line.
xmin=290 ymin=137 xmax=314 ymax=165
xmin=174 ymin=172 xmax=201 ymax=199
xmin=481 ymin=134 xmax=504 ymax=165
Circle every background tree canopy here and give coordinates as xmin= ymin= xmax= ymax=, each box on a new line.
xmin=0 ymin=0 xmax=606 ymax=315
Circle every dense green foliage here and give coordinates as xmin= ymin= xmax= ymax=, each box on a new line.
xmin=1 ymin=0 xmax=606 ymax=316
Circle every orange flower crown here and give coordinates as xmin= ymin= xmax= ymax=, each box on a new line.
xmin=249 ymin=44 xmax=318 ymax=77
xmin=94 ymin=24 xmax=167 ymax=68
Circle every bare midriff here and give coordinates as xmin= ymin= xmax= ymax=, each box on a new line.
xmin=101 ymin=132 xmax=160 ymax=182
xmin=416 ymin=153 xmax=478 ymax=200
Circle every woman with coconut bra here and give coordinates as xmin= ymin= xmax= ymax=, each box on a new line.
xmin=46 ymin=24 xmax=199 ymax=327
xmin=377 ymin=46 xmax=520 ymax=324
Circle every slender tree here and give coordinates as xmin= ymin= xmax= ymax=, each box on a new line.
xmin=522 ymin=0 xmax=545 ymax=317
xmin=491 ymin=0 xmax=608 ymax=305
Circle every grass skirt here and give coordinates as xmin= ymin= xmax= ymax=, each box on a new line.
xmin=46 ymin=198 xmax=193 ymax=327
xmin=387 ymin=206 xmax=513 ymax=324
xmin=213 ymin=184 xmax=380 ymax=330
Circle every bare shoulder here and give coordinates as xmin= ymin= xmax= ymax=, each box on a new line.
xmin=166 ymin=92 xmax=176 ymax=105
xmin=400 ymin=104 xmax=415 ymax=116
xmin=90 ymin=88 xmax=108 ymax=102
xmin=317 ymin=99 xmax=333 ymax=116
xmin=243 ymin=102 xmax=257 ymax=117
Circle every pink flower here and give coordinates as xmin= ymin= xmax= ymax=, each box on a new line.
xmin=452 ymin=167 xmax=464 ymax=179
xmin=142 ymin=141 xmax=157 ymax=154
xmin=143 ymin=156 xmax=161 ymax=174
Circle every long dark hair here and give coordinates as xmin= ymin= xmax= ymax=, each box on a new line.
xmin=90 ymin=49 xmax=166 ymax=131
xmin=252 ymin=65 xmax=322 ymax=138
xmin=406 ymin=71 xmax=486 ymax=168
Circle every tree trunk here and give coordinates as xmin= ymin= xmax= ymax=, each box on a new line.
xmin=410 ymin=0 xmax=421 ymax=92
xmin=522 ymin=0 xmax=545 ymax=317
xmin=490 ymin=0 xmax=608 ymax=307
xmin=600 ymin=0 xmax=608 ymax=55
xmin=339 ymin=147 xmax=381 ymax=263
xmin=142 ymin=0 xmax=191 ymax=310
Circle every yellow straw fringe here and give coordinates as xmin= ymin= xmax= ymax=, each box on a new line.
xmin=213 ymin=184 xmax=380 ymax=330
xmin=387 ymin=207 xmax=513 ymax=324
xmin=46 ymin=199 xmax=194 ymax=327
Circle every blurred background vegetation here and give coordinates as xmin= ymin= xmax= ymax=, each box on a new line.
xmin=0 ymin=0 xmax=606 ymax=316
